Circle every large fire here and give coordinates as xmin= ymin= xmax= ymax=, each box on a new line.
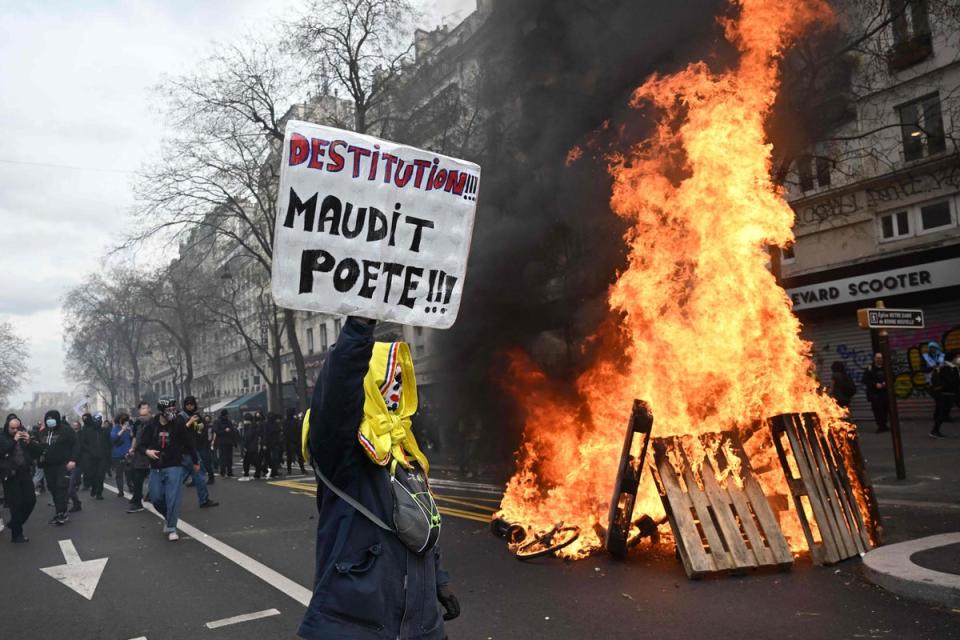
xmin=497 ymin=0 xmax=851 ymax=558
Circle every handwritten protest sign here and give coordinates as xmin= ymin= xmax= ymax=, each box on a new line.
xmin=271 ymin=121 xmax=480 ymax=329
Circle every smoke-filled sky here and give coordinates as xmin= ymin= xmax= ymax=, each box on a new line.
xmin=0 ymin=0 xmax=474 ymax=407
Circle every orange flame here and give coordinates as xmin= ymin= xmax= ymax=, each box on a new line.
xmin=498 ymin=0 xmax=845 ymax=558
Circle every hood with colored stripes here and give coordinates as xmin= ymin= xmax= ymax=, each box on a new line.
xmin=302 ymin=340 xmax=429 ymax=474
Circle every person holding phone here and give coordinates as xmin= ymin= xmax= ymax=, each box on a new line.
xmin=1 ymin=414 xmax=44 ymax=542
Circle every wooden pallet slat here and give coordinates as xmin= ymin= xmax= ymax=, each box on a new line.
xmin=653 ymin=433 xmax=794 ymax=578
xmin=605 ymin=400 xmax=654 ymax=559
xmin=651 ymin=444 xmax=714 ymax=577
xmin=805 ymin=414 xmax=870 ymax=554
xmin=769 ymin=412 xmax=876 ymax=565
xmin=794 ymin=414 xmax=854 ymax=559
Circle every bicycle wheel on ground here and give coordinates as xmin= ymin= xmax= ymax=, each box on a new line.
xmin=515 ymin=525 xmax=580 ymax=560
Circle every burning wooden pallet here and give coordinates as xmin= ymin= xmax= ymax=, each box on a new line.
xmin=652 ymin=433 xmax=793 ymax=578
xmin=605 ymin=400 xmax=654 ymax=559
xmin=769 ymin=412 xmax=874 ymax=565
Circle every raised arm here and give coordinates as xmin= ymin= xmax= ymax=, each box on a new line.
xmin=309 ymin=317 xmax=376 ymax=478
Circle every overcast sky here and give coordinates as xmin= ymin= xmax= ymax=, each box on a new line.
xmin=0 ymin=0 xmax=474 ymax=407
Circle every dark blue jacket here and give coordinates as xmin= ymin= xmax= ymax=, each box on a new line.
xmin=298 ymin=318 xmax=448 ymax=640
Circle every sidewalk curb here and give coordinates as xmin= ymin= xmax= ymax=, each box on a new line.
xmin=862 ymin=532 xmax=960 ymax=609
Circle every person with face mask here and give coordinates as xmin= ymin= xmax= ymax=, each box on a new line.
xmin=1 ymin=414 xmax=44 ymax=542
xmin=297 ymin=318 xmax=458 ymax=640
xmin=136 ymin=398 xmax=199 ymax=541
xmin=38 ymin=410 xmax=78 ymax=526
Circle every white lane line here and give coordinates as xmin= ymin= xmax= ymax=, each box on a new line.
xmin=128 ymin=636 xmax=148 ymax=639
xmin=205 ymin=608 xmax=281 ymax=629
xmin=103 ymin=483 xmax=312 ymax=607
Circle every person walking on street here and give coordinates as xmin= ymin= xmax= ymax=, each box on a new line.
xmin=29 ymin=421 xmax=46 ymax=495
xmin=298 ymin=317 xmax=459 ymax=639
xmin=829 ymin=361 xmax=857 ymax=409
xmin=862 ymin=353 xmax=889 ymax=433
xmin=137 ymin=398 xmax=198 ymax=541
xmin=179 ymin=396 xmax=219 ymax=508
xmin=110 ymin=413 xmax=133 ymax=499
xmin=263 ymin=413 xmax=284 ymax=479
xmin=200 ymin=414 xmax=216 ymax=485
xmin=66 ymin=419 xmax=83 ymax=513
xmin=38 ymin=410 xmax=78 ymax=526
xmin=284 ymin=408 xmax=306 ymax=475
xmin=214 ymin=410 xmax=236 ymax=477
xmin=127 ymin=401 xmax=153 ymax=513
xmin=929 ymin=350 xmax=959 ymax=439
xmin=242 ymin=413 xmax=263 ymax=478
xmin=79 ymin=414 xmax=109 ymax=500
xmin=1 ymin=414 xmax=43 ymax=542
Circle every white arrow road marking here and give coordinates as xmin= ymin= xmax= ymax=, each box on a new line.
xmin=40 ymin=539 xmax=108 ymax=600
xmin=205 ymin=608 xmax=281 ymax=629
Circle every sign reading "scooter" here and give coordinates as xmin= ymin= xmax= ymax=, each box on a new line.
xmin=786 ymin=256 xmax=960 ymax=311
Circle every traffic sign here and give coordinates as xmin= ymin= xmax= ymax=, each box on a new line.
xmin=857 ymin=307 xmax=924 ymax=329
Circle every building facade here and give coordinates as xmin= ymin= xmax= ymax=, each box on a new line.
xmin=782 ymin=0 xmax=960 ymax=422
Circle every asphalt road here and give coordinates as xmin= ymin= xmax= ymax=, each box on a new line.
xmin=2 ymin=454 xmax=959 ymax=640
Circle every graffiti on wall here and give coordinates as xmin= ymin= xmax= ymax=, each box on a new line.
xmin=826 ymin=324 xmax=960 ymax=400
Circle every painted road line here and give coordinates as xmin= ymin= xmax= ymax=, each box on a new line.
xmin=438 ymin=507 xmax=491 ymax=523
xmin=103 ymin=483 xmax=312 ymax=607
xmin=205 ymin=608 xmax=282 ymax=629
xmin=433 ymin=493 xmax=497 ymax=514
xmin=877 ymin=498 xmax=960 ymax=510
xmin=429 ymin=478 xmax=503 ymax=494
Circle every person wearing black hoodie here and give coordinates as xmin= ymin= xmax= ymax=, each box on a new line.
xmin=179 ymin=396 xmax=218 ymax=508
xmin=214 ymin=410 xmax=236 ymax=477
xmin=284 ymin=408 xmax=306 ymax=475
xmin=241 ymin=413 xmax=263 ymax=478
xmin=1 ymin=414 xmax=44 ymax=542
xmin=78 ymin=414 xmax=107 ymax=499
xmin=38 ymin=410 xmax=78 ymax=525
xmin=263 ymin=413 xmax=284 ymax=479
xmin=136 ymin=398 xmax=199 ymax=541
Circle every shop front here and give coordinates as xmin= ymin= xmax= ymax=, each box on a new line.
xmin=784 ymin=245 xmax=960 ymax=423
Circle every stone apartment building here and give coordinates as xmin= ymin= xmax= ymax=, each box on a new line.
xmin=782 ymin=0 xmax=960 ymax=422
xmin=135 ymin=4 xmax=495 ymax=416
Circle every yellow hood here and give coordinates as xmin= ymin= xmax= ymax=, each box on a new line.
xmin=302 ymin=341 xmax=429 ymax=474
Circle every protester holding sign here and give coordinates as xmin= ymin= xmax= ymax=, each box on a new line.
xmin=297 ymin=317 xmax=459 ymax=640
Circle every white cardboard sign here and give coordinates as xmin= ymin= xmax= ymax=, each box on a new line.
xmin=271 ymin=121 xmax=480 ymax=328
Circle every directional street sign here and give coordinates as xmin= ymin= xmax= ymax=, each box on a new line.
xmin=857 ymin=307 xmax=924 ymax=330
xmin=40 ymin=539 xmax=108 ymax=600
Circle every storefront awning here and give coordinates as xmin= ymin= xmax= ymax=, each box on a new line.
xmin=223 ymin=390 xmax=267 ymax=413
xmin=206 ymin=397 xmax=235 ymax=414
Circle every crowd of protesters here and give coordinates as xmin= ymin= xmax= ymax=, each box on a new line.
xmin=0 ymin=396 xmax=307 ymax=543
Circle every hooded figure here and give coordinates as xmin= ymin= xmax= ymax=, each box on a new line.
xmin=298 ymin=317 xmax=458 ymax=640
xmin=1 ymin=414 xmax=43 ymax=541
xmin=79 ymin=413 xmax=109 ymax=499
xmin=38 ymin=410 xmax=78 ymax=524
